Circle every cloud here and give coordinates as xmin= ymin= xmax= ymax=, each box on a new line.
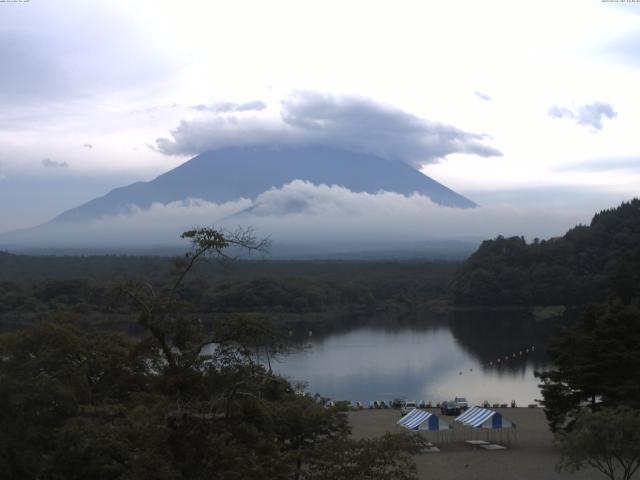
xmin=575 ymin=102 xmax=618 ymax=129
xmin=42 ymin=158 xmax=69 ymax=169
xmin=605 ymin=30 xmax=640 ymax=67
xmin=548 ymin=101 xmax=617 ymax=130
xmin=83 ymin=143 xmax=93 ymax=149
xmin=0 ymin=196 xmax=252 ymax=247
xmin=0 ymin=2 xmax=172 ymax=106
xmin=556 ymin=156 xmax=640 ymax=172
xmin=85 ymin=197 xmax=253 ymax=241
xmin=154 ymin=115 xmax=300 ymax=158
xmin=474 ymin=91 xmax=492 ymax=101
xmin=548 ymin=105 xmax=574 ymax=119
xmin=156 ymin=91 xmax=501 ymax=168
xmin=190 ymin=101 xmax=267 ymax=113
xmin=0 ymin=29 xmax=68 ymax=103
xmin=11 ymin=180 xmax=590 ymax=248
xmin=233 ymin=180 xmax=585 ymax=242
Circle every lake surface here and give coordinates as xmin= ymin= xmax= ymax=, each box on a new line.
xmin=275 ymin=313 xmax=556 ymax=406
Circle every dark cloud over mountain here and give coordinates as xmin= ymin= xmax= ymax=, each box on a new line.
xmin=548 ymin=101 xmax=617 ymax=130
xmin=156 ymin=91 xmax=502 ymax=168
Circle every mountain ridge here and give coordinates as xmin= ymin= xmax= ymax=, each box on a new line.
xmin=50 ymin=146 xmax=476 ymax=224
xmin=0 ymin=146 xmax=477 ymax=250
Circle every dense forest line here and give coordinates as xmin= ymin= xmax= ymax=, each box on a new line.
xmin=451 ymin=199 xmax=640 ymax=306
xmin=0 ymin=254 xmax=457 ymax=332
xmin=5 ymin=198 xmax=640 ymax=329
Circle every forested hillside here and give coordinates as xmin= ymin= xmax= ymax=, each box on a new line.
xmin=0 ymin=255 xmax=456 ymax=332
xmin=451 ymin=199 xmax=640 ymax=306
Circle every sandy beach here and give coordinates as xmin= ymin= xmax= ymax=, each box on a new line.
xmin=349 ymin=408 xmax=603 ymax=480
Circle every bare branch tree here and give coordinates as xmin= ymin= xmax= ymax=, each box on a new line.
xmin=119 ymin=226 xmax=270 ymax=369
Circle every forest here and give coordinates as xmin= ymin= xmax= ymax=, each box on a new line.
xmin=0 ymin=251 xmax=456 ymax=333
xmin=0 ymin=228 xmax=425 ymax=480
xmin=451 ymin=199 xmax=640 ymax=306
xmin=4 ymin=199 xmax=640 ymax=334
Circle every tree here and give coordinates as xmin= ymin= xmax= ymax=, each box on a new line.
xmin=119 ymin=226 xmax=271 ymax=371
xmin=302 ymin=433 xmax=424 ymax=480
xmin=0 ymin=320 xmax=158 ymax=480
xmin=536 ymin=302 xmax=640 ymax=431
xmin=0 ymin=226 xmax=422 ymax=480
xmin=556 ymin=407 xmax=640 ymax=480
xmin=271 ymin=396 xmax=350 ymax=480
xmin=451 ymin=199 xmax=640 ymax=307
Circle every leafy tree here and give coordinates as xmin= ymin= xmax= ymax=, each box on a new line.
xmin=556 ymin=407 xmax=640 ymax=480
xmin=302 ymin=433 xmax=424 ymax=480
xmin=537 ymin=302 xmax=640 ymax=431
xmin=0 ymin=227 xmax=421 ymax=480
xmin=119 ymin=226 xmax=271 ymax=371
xmin=271 ymin=396 xmax=350 ymax=480
xmin=0 ymin=320 xmax=155 ymax=479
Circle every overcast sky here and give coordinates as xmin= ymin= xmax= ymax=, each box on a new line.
xmin=1 ymin=0 xmax=639 ymax=235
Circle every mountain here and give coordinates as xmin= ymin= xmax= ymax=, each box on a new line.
xmin=50 ymin=146 xmax=475 ymax=223
xmin=0 ymin=146 xmax=477 ymax=251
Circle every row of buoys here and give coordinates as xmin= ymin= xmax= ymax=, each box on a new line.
xmin=484 ymin=345 xmax=535 ymax=368
xmin=455 ymin=345 xmax=536 ymax=376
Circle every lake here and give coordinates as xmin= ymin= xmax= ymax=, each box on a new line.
xmin=274 ymin=312 xmax=557 ymax=406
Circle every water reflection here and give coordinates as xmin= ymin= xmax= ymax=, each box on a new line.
xmin=276 ymin=312 xmax=560 ymax=406
xmin=448 ymin=310 xmax=552 ymax=373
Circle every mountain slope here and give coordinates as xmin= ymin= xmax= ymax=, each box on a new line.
xmin=450 ymin=198 xmax=640 ymax=306
xmin=52 ymin=146 xmax=475 ymax=224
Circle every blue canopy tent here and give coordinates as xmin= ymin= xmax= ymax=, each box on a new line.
xmin=397 ymin=409 xmax=453 ymax=443
xmin=454 ymin=406 xmax=517 ymax=443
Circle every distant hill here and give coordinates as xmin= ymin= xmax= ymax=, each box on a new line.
xmin=450 ymin=198 xmax=640 ymax=306
xmin=50 ymin=145 xmax=475 ymax=224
